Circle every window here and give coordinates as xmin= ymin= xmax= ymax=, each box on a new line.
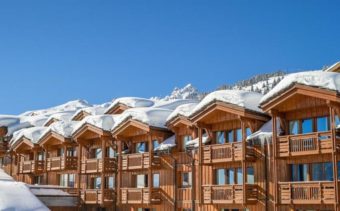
xmin=34 ymin=176 xmax=43 ymax=185
xmin=153 ymin=173 xmax=160 ymax=188
xmin=107 ymin=147 xmax=116 ymax=158
xmin=236 ymin=129 xmax=242 ymax=142
xmin=182 ymin=172 xmax=192 ymax=187
xmin=183 ymin=135 xmax=192 ymax=150
xmin=236 ymin=168 xmax=243 ymax=184
xmin=38 ymin=152 xmax=44 ymax=161
xmin=336 ymin=115 xmax=340 ymax=126
xmin=136 ymin=142 xmax=148 ymax=153
xmin=94 ymin=177 xmax=101 ymax=189
xmin=226 ymin=130 xmax=234 ymax=143
xmin=106 ymin=176 xmax=114 ymax=189
xmin=137 ymin=174 xmax=148 ymax=188
xmin=246 ymin=128 xmax=252 ymax=137
xmin=216 ymin=169 xmax=226 ymax=185
xmin=60 ymin=174 xmax=75 ymax=187
xmin=291 ymin=164 xmax=308 ymax=182
xmin=311 ymin=162 xmax=333 ymax=181
xmin=302 ymin=118 xmax=313 ymax=134
xmin=67 ymin=147 xmax=76 ymax=157
xmin=153 ymin=140 xmax=159 ymax=150
xmin=317 ymin=116 xmax=329 ymax=132
xmin=247 ymin=167 xmax=254 ymax=184
xmin=57 ymin=148 xmax=64 ymax=156
xmin=95 ymin=148 xmax=102 ymax=159
xmin=216 ymin=131 xmax=225 ymax=144
xmin=289 ymin=120 xmax=299 ymax=135
xmin=227 ymin=169 xmax=235 ymax=184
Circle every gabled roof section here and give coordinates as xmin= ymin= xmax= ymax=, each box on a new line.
xmin=166 ymin=102 xmax=198 ymax=128
xmin=9 ymin=127 xmax=48 ymax=149
xmin=261 ymin=71 xmax=340 ymax=105
xmin=104 ymin=97 xmax=155 ymax=114
xmin=324 ymin=61 xmax=340 ymax=72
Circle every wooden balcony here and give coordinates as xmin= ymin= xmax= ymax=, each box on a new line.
xmin=277 ymin=132 xmax=334 ymax=157
xmin=177 ymin=188 xmax=192 ymax=204
xmin=80 ymin=189 xmax=115 ymax=205
xmin=202 ymin=142 xmax=254 ymax=164
xmin=81 ymin=158 xmax=116 ymax=174
xmin=121 ymin=153 xmax=160 ymax=171
xmin=121 ymin=188 xmax=161 ymax=204
xmin=46 ymin=156 xmax=77 ymax=171
xmin=279 ymin=181 xmax=335 ymax=204
xmin=19 ymin=160 xmax=44 ymax=174
xmin=203 ymin=184 xmax=258 ymax=204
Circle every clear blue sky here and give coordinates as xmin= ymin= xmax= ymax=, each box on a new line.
xmin=0 ymin=0 xmax=339 ymax=114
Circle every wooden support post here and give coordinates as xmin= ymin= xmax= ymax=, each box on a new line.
xmin=101 ymin=137 xmax=105 ymax=205
xmin=329 ymin=105 xmax=339 ymax=210
xmin=63 ymin=144 xmax=67 ymax=170
xmin=198 ymin=126 xmax=202 ymax=205
xmin=148 ymin=134 xmax=153 ymax=204
xmin=117 ymin=137 xmax=122 ymax=205
xmin=241 ymin=118 xmax=247 ymax=205
xmin=272 ymin=113 xmax=279 ymax=211
xmin=77 ymin=143 xmax=82 ymax=192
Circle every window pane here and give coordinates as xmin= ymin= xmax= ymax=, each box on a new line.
xmin=324 ymin=162 xmax=333 ymax=181
xmin=183 ymin=135 xmax=192 ymax=149
xmin=95 ymin=177 xmax=101 ymax=189
xmin=108 ymin=177 xmax=114 ymax=188
xmin=137 ymin=175 xmax=146 ymax=188
xmin=237 ymin=168 xmax=243 ymax=184
xmin=136 ymin=142 xmax=148 ymax=153
xmin=302 ymin=118 xmax=313 ymax=134
xmin=153 ymin=174 xmax=160 ymax=187
xmin=246 ymin=128 xmax=252 ymax=137
xmin=69 ymin=174 xmax=75 ymax=187
xmin=338 ymin=162 xmax=340 ymax=180
xmin=216 ymin=169 xmax=225 ymax=185
xmin=153 ymin=140 xmax=159 ymax=150
xmin=216 ymin=131 xmax=225 ymax=144
xmin=312 ymin=163 xmax=323 ymax=181
xmin=289 ymin=120 xmax=299 ymax=135
xmin=236 ymin=129 xmax=242 ymax=142
xmin=227 ymin=169 xmax=234 ymax=185
xmin=317 ymin=117 xmax=329 ymax=132
xmin=107 ymin=147 xmax=115 ymax=158
xmin=247 ymin=167 xmax=254 ymax=184
xmin=95 ymin=148 xmax=102 ymax=159
xmin=226 ymin=130 xmax=234 ymax=143
xmin=182 ymin=172 xmax=191 ymax=187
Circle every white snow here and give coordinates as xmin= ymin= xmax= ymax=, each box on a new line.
xmin=10 ymin=127 xmax=48 ymax=147
xmin=166 ymin=103 xmax=199 ymax=122
xmin=261 ymin=71 xmax=340 ymax=104
xmin=153 ymin=84 xmax=204 ymax=101
xmin=153 ymin=99 xmax=198 ymax=110
xmin=324 ymin=61 xmax=340 ymax=72
xmin=246 ymin=118 xmax=281 ymax=143
xmin=189 ymin=90 xmax=263 ymax=116
xmin=0 ymin=169 xmax=49 ymax=211
xmin=73 ymin=115 xmax=118 ymax=133
xmin=71 ymin=103 xmax=110 ymax=120
xmin=112 ymin=107 xmax=173 ymax=131
xmin=154 ymin=135 xmax=176 ymax=151
xmin=186 ymin=134 xmax=210 ymax=148
xmin=41 ymin=121 xmax=79 ymax=139
xmin=43 ymin=112 xmax=75 ymax=126
xmin=105 ymin=97 xmax=155 ymax=114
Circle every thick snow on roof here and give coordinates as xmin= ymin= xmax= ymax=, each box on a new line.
xmin=112 ymin=107 xmax=173 ymax=131
xmin=20 ymin=99 xmax=90 ymax=117
xmin=71 ymin=103 xmax=111 ymax=120
xmin=247 ymin=118 xmax=281 ymax=144
xmin=324 ymin=61 xmax=340 ymax=72
xmin=105 ymin=97 xmax=155 ymax=113
xmin=186 ymin=134 xmax=210 ymax=148
xmin=153 ymin=99 xmax=198 ymax=110
xmin=166 ymin=102 xmax=199 ymax=122
xmin=154 ymin=135 xmax=176 ymax=151
xmin=43 ymin=112 xmax=74 ymax=126
xmin=42 ymin=121 xmax=79 ymax=139
xmin=10 ymin=127 xmax=48 ymax=147
xmin=0 ymin=169 xmax=49 ymax=211
xmin=73 ymin=115 xmax=118 ymax=133
xmin=261 ymin=71 xmax=340 ymax=104
xmin=189 ymin=90 xmax=263 ymax=116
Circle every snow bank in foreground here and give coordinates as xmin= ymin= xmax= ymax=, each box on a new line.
xmin=0 ymin=169 xmax=49 ymax=211
xmin=260 ymin=71 xmax=340 ymax=104
xmin=189 ymin=90 xmax=263 ymax=116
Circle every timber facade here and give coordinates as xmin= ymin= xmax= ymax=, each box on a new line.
xmin=1 ymin=76 xmax=340 ymax=211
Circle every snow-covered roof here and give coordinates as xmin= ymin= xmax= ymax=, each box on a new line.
xmin=41 ymin=121 xmax=79 ymax=140
xmin=73 ymin=115 xmax=118 ymax=134
xmin=0 ymin=169 xmax=49 ymax=211
xmin=246 ymin=118 xmax=281 ymax=144
xmin=154 ymin=135 xmax=176 ymax=151
xmin=71 ymin=103 xmax=110 ymax=120
xmin=153 ymin=99 xmax=198 ymax=110
xmin=261 ymin=71 xmax=340 ymax=105
xmin=324 ymin=61 xmax=340 ymax=72
xmin=189 ymin=90 xmax=264 ymax=117
xmin=10 ymin=127 xmax=48 ymax=147
xmin=43 ymin=112 xmax=74 ymax=126
xmin=105 ymin=97 xmax=155 ymax=114
xmin=112 ymin=107 xmax=173 ymax=131
xmin=166 ymin=102 xmax=199 ymax=122
xmin=186 ymin=134 xmax=210 ymax=148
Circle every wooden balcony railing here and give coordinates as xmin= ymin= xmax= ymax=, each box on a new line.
xmin=121 ymin=153 xmax=160 ymax=170
xmin=46 ymin=156 xmax=77 ymax=171
xmin=19 ymin=160 xmax=44 ymax=174
xmin=203 ymin=184 xmax=258 ymax=204
xmin=202 ymin=142 xmax=253 ymax=164
xmin=279 ymin=181 xmax=335 ymax=204
xmin=121 ymin=188 xmax=161 ymax=204
xmin=81 ymin=157 xmax=116 ymax=174
xmin=80 ymin=189 xmax=115 ymax=204
xmin=277 ymin=132 xmax=333 ymax=157
xmin=177 ymin=188 xmax=192 ymax=204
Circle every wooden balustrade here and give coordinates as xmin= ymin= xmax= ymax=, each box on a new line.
xmin=277 ymin=132 xmax=333 ymax=157
xmin=202 ymin=142 xmax=251 ymax=164
xmin=46 ymin=156 xmax=77 ymax=171
xmin=121 ymin=153 xmax=160 ymax=170
xmin=80 ymin=189 xmax=115 ymax=204
xmin=177 ymin=188 xmax=192 ymax=203
xmin=121 ymin=188 xmax=161 ymax=204
xmin=203 ymin=184 xmax=258 ymax=204
xmin=81 ymin=157 xmax=116 ymax=174
xmin=19 ymin=160 xmax=44 ymax=174
xmin=279 ymin=181 xmax=335 ymax=204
